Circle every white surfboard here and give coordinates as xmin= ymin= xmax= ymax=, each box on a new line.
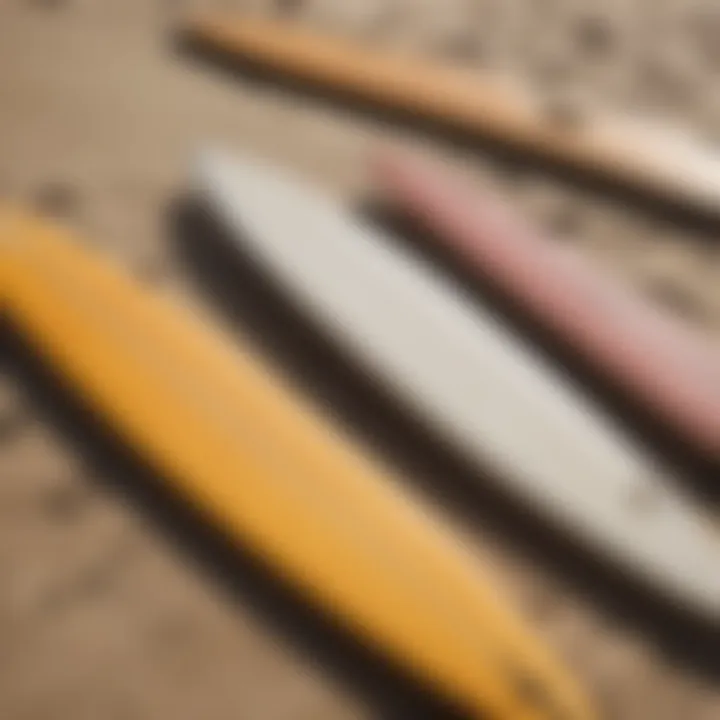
xmin=193 ymin=150 xmax=720 ymax=622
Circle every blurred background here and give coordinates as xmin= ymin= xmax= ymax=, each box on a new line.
xmin=0 ymin=1 xmax=718 ymax=718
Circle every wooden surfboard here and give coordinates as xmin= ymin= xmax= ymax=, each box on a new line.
xmin=181 ymin=13 xmax=720 ymax=219
xmin=0 ymin=207 xmax=594 ymax=720
xmin=194 ymin=150 xmax=720 ymax=623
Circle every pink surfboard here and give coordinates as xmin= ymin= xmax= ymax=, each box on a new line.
xmin=374 ymin=151 xmax=720 ymax=463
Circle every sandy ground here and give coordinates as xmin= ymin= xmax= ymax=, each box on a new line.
xmin=0 ymin=1 xmax=718 ymax=718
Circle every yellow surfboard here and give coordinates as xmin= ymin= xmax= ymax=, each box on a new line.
xmin=0 ymin=209 xmax=594 ymax=720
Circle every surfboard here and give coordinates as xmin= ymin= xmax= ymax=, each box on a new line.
xmin=194 ymin=150 xmax=720 ymax=623
xmin=374 ymin=151 xmax=720 ymax=463
xmin=181 ymin=13 xmax=720 ymax=219
xmin=0 ymin=207 xmax=594 ymax=720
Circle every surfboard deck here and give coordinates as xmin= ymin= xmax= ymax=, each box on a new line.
xmin=0 ymin=207 xmax=594 ymax=720
xmin=194 ymin=150 xmax=720 ymax=624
